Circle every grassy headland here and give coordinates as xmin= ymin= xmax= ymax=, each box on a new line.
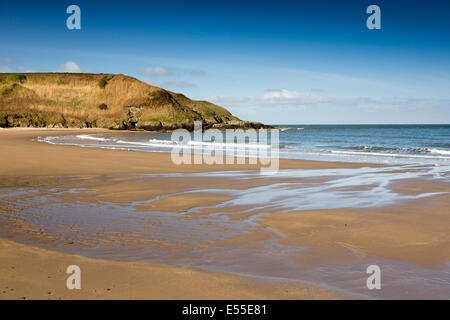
xmin=0 ymin=73 xmax=264 ymax=130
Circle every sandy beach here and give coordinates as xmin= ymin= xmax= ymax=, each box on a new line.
xmin=0 ymin=128 xmax=449 ymax=299
xmin=0 ymin=238 xmax=339 ymax=300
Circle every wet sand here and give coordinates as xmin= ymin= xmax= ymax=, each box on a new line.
xmin=258 ymin=193 xmax=450 ymax=268
xmin=0 ymin=128 xmax=449 ymax=299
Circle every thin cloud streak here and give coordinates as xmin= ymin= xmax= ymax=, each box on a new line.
xmin=138 ymin=66 xmax=172 ymax=76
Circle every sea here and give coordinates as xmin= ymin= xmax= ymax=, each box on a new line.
xmin=39 ymin=124 xmax=450 ymax=165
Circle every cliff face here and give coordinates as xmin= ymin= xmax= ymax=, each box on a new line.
xmin=0 ymin=73 xmax=264 ymax=130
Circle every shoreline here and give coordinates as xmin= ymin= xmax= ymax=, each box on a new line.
xmin=1 ymin=128 xmax=449 ymax=299
xmin=0 ymin=128 xmax=370 ymax=177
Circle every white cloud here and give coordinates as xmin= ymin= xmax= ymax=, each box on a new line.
xmin=263 ymin=89 xmax=330 ymax=104
xmin=57 ymin=61 xmax=82 ymax=73
xmin=138 ymin=66 xmax=171 ymax=76
xmin=210 ymin=89 xmax=331 ymax=107
xmin=263 ymin=89 xmax=298 ymax=99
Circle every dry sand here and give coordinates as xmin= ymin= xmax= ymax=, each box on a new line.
xmin=0 ymin=238 xmax=337 ymax=300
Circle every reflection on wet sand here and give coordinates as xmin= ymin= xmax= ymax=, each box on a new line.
xmin=1 ymin=164 xmax=449 ymax=299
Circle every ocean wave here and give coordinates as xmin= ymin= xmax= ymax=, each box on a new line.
xmin=116 ymin=140 xmax=176 ymax=148
xmin=187 ymin=140 xmax=271 ymax=149
xmin=330 ymin=149 xmax=450 ymax=160
xmin=347 ymin=145 xmax=450 ymax=155
xmin=347 ymin=146 xmax=396 ymax=152
xmin=73 ymin=135 xmax=277 ymax=150
xmin=429 ymin=148 xmax=450 ymax=155
xmin=76 ymin=134 xmax=114 ymax=142
xmin=148 ymin=138 xmax=178 ymax=145
xmin=111 ymin=138 xmax=274 ymax=150
xmin=280 ymin=127 xmax=304 ymax=131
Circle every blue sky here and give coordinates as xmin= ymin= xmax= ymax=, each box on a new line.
xmin=1 ymin=0 xmax=449 ymax=124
